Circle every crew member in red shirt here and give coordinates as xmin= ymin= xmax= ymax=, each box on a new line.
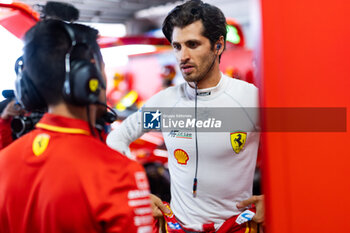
xmin=0 ymin=19 xmax=153 ymax=233
xmin=0 ymin=99 xmax=19 ymax=149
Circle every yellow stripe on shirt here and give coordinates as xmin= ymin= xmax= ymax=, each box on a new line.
xmin=36 ymin=123 xmax=90 ymax=135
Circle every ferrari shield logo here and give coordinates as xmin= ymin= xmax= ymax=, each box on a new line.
xmin=32 ymin=133 xmax=50 ymax=157
xmin=230 ymin=132 xmax=247 ymax=154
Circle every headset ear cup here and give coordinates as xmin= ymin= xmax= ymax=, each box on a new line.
xmin=60 ymin=22 xmax=104 ymax=106
xmin=15 ymin=71 xmax=47 ymax=111
xmin=69 ymin=59 xmax=101 ymax=105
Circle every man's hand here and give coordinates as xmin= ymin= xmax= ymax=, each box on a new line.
xmin=1 ymin=100 xmax=23 ymax=120
xmin=150 ymin=194 xmax=171 ymax=218
xmin=237 ymin=195 xmax=264 ymax=224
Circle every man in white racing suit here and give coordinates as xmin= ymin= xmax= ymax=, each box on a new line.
xmin=107 ymin=1 xmax=264 ymax=232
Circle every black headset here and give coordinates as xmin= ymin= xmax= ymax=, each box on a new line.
xmin=15 ymin=21 xmax=105 ymax=111
xmin=15 ymin=56 xmax=47 ymax=111
xmin=61 ymin=22 xmax=105 ymax=106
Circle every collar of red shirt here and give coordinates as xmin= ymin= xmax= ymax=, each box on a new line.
xmin=35 ymin=113 xmax=92 ymax=136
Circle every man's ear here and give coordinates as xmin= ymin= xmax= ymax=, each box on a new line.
xmin=216 ymin=35 xmax=225 ymax=54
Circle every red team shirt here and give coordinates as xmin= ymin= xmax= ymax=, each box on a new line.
xmin=0 ymin=118 xmax=13 ymax=150
xmin=0 ymin=114 xmax=153 ymax=233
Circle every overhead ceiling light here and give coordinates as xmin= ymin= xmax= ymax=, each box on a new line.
xmin=102 ymin=44 xmax=156 ymax=57
xmin=82 ymin=22 xmax=126 ymax=37
xmin=0 ymin=0 xmax=13 ymax=4
xmin=101 ymin=45 xmax=157 ymax=67
xmin=117 ymin=45 xmax=157 ymax=56
xmin=135 ymin=1 xmax=182 ymax=18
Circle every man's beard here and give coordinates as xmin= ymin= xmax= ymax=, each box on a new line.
xmin=183 ymin=71 xmax=204 ymax=83
xmin=182 ymin=54 xmax=216 ymax=83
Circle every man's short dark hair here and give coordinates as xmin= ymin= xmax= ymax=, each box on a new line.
xmin=162 ymin=0 xmax=227 ymax=51
xmin=23 ymin=19 xmax=102 ymax=105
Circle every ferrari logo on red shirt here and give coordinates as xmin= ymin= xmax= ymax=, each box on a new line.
xmin=32 ymin=133 xmax=50 ymax=157
xmin=230 ymin=132 xmax=247 ymax=154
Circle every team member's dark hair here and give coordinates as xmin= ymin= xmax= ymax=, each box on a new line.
xmin=23 ymin=19 xmax=102 ymax=105
xmin=162 ymin=0 xmax=227 ymax=58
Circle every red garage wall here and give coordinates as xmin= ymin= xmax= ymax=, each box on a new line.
xmin=260 ymin=1 xmax=350 ymax=232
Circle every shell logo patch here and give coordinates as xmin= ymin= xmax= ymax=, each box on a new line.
xmin=230 ymin=132 xmax=247 ymax=154
xmin=89 ymin=79 xmax=99 ymax=92
xmin=174 ymin=149 xmax=189 ymax=165
xmin=32 ymin=133 xmax=50 ymax=157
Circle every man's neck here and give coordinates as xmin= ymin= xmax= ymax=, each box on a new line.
xmin=48 ymin=102 xmax=89 ymax=122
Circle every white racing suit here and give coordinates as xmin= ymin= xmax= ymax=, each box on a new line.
xmin=107 ymin=74 xmax=260 ymax=231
